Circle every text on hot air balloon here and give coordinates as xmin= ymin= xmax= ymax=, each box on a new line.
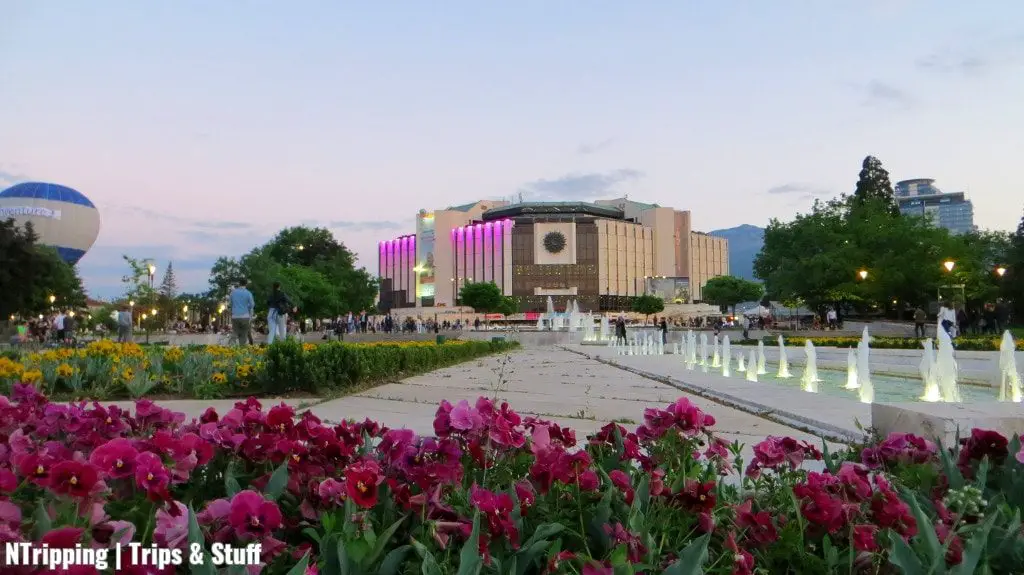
xmin=0 ymin=207 xmax=63 ymax=219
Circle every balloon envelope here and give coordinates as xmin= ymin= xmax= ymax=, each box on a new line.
xmin=0 ymin=182 xmax=101 ymax=265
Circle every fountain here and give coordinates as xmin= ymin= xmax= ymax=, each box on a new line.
xmin=756 ymin=341 xmax=767 ymax=375
xmin=737 ymin=353 xmax=746 ymax=373
xmin=746 ymin=349 xmax=758 ymax=382
xmin=776 ymin=335 xmax=791 ymax=378
xmin=844 ymin=348 xmax=859 ymax=389
xmin=721 ymin=336 xmax=732 ymax=377
xmin=699 ymin=334 xmax=709 ymax=372
xmin=568 ymin=300 xmax=579 ymax=332
xmin=688 ymin=331 xmax=698 ymax=366
xmin=999 ymin=331 xmax=1022 ymax=403
xmin=582 ymin=318 xmax=595 ymax=342
xmin=934 ymin=328 xmax=962 ymax=403
xmin=712 ymin=336 xmax=721 ymax=368
xmin=856 ymin=327 xmax=873 ymax=403
xmin=800 ymin=340 xmax=820 ymax=392
xmin=919 ymin=339 xmax=940 ymax=402
xmin=599 ymin=316 xmax=611 ymax=341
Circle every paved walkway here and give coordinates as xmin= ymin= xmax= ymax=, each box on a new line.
xmin=83 ymin=348 xmax=845 ymax=465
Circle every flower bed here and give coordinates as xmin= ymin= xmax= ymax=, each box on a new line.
xmin=763 ymin=335 xmax=1024 ymax=351
xmin=1 ymin=386 xmax=1022 ymax=574
xmin=0 ymin=338 xmax=518 ymax=400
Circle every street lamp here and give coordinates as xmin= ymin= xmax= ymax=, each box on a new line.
xmin=857 ymin=270 xmax=868 ymax=280
xmin=48 ymin=294 xmax=56 ymax=304
xmin=943 ymin=260 xmax=955 ymax=272
xmin=996 ymin=266 xmax=1007 ymax=277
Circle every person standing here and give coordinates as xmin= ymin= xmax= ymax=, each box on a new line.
xmin=117 ymin=304 xmax=133 ymax=343
xmin=659 ymin=317 xmax=668 ymax=344
xmin=937 ymin=300 xmax=956 ymax=337
xmin=742 ymin=315 xmax=750 ymax=340
xmin=266 ymin=282 xmax=294 ymax=344
xmin=913 ymin=306 xmax=928 ymax=338
xmin=229 ymin=279 xmax=255 ymax=346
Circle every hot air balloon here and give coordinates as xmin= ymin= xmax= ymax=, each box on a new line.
xmin=0 ymin=182 xmax=101 ymax=265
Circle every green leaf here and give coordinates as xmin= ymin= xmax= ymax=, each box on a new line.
xmin=224 ymin=462 xmax=242 ymax=497
xmin=634 ymin=473 xmax=651 ymax=513
xmin=991 ymin=508 xmax=1021 ymax=558
xmin=662 ymin=532 xmax=711 ymax=575
xmin=888 ymin=533 xmax=925 ymax=575
xmin=520 ymin=523 xmax=565 ymax=551
xmin=187 ymin=504 xmax=217 ymax=575
xmin=900 ymin=487 xmax=944 ymax=570
xmin=378 ymin=545 xmax=412 ymax=575
xmin=457 ymin=512 xmax=484 ymax=575
xmin=301 ymin=527 xmax=322 ymax=544
xmin=411 ymin=538 xmax=444 ymax=575
xmin=821 ymin=440 xmax=838 ymax=474
xmin=283 ymin=552 xmax=311 ymax=575
xmin=265 ymin=460 xmax=290 ymax=501
xmin=364 ymin=515 xmax=407 ymax=567
xmin=950 ymin=509 xmax=1000 ymax=575
xmin=32 ymin=500 xmax=52 ymax=540
xmin=937 ymin=438 xmax=965 ymax=490
xmin=514 ymin=541 xmax=552 ymax=575
xmin=322 ymin=533 xmax=342 ymax=575
xmin=975 ymin=455 xmax=990 ymax=490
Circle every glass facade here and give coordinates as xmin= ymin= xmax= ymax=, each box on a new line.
xmin=894 ymin=179 xmax=975 ymax=235
xmin=415 ymin=211 xmax=436 ymax=302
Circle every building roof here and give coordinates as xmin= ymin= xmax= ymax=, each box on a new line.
xmin=482 ymin=201 xmax=625 ymax=221
xmin=446 ymin=201 xmax=483 ymax=212
xmin=0 ymin=182 xmax=95 ymax=208
xmin=896 ymin=179 xmax=936 ymax=186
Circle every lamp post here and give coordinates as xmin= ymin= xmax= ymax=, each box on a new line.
xmin=996 ymin=266 xmax=1006 ymax=277
xmin=857 ymin=270 xmax=868 ymax=280
xmin=938 ymin=260 xmax=964 ymax=307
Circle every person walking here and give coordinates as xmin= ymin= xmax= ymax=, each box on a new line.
xmin=229 ymin=279 xmax=255 ymax=346
xmin=913 ymin=306 xmax=928 ymax=338
xmin=266 ymin=281 xmax=294 ymax=344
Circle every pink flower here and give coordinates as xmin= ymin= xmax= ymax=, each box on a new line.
xmin=49 ymin=460 xmax=101 ymax=499
xmin=154 ymin=502 xmax=189 ymax=549
xmin=0 ymin=500 xmax=21 ymax=528
xmin=228 ymin=490 xmax=283 ymax=540
xmin=317 ymin=478 xmax=346 ymax=506
xmin=1016 ymin=443 xmax=1024 ymax=465
xmin=89 ymin=438 xmax=139 ymax=479
xmin=450 ymin=400 xmax=483 ymax=432
xmin=134 ymin=452 xmax=170 ymax=500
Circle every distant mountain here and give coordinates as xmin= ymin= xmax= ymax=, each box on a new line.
xmin=708 ymin=224 xmax=765 ymax=281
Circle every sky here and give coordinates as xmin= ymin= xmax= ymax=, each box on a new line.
xmin=2 ymin=1 xmax=1022 ymax=298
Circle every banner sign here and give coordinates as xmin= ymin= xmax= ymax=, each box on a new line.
xmin=484 ymin=314 xmax=505 ymax=320
xmin=0 ymin=206 xmax=62 ymax=219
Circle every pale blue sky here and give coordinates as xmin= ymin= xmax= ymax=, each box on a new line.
xmin=1 ymin=1 xmax=1022 ymax=297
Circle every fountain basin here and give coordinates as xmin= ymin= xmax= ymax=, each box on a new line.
xmin=756 ymin=367 xmax=997 ymax=403
xmin=873 ymin=402 xmax=1024 ymax=447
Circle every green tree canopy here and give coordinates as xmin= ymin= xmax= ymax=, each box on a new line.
xmin=208 ymin=226 xmax=377 ymax=318
xmin=1004 ymin=209 xmax=1024 ymax=318
xmin=459 ymin=281 xmax=503 ymax=313
xmin=0 ymin=219 xmax=87 ymax=318
xmin=631 ymin=294 xmax=664 ymax=320
xmin=754 ymin=158 xmax=1014 ymax=315
xmin=701 ymin=276 xmax=764 ymax=315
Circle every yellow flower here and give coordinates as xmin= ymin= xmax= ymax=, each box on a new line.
xmin=0 ymin=358 xmax=25 ymax=379
xmin=302 ymin=343 xmax=316 ymax=353
xmin=212 ymin=372 xmax=228 ymax=384
xmin=121 ymin=368 xmax=134 ymax=381
xmin=56 ymin=363 xmax=75 ymax=378
xmin=21 ymin=369 xmax=43 ymax=383
xmin=163 ymin=347 xmax=184 ymax=362
xmin=236 ymin=363 xmax=252 ymax=378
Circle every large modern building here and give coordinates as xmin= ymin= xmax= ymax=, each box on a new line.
xmin=377 ymin=199 xmax=729 ymax=313
xmin=894 ymin=178 xmax=976 ymax=235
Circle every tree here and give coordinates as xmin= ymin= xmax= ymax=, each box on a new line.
xmin=1004 ymin=209 xmax=1024 ymax=319
xmin=631 ymin=294 xmax=664 ymax=321
xmin=0 ymin=219 xmax=86 ymax=318
xmin=852 ymin=155 xmax=899 ymax=216
xmin=459 ymin=281 xmax=503 ymax=312
xmin=701 ymin=276 xmax=764 ymax=315
xmin=159 ymin=262 xmax=178 ymax=299
xmin=496 ymin=296 xmax=518 ymax=317
xmin=207 ymin=226 xmax=377 ymax=319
